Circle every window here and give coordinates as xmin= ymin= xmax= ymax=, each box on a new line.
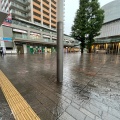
xmin=43 ymin=10 xmax=49 ymax=16
xmin=33 ymin=0 xmax=40 ymax=5
xmin=33 ymin=5 xmax=41 ymax=11
xmin=33 ymin=12 xmax=41 ymax=17
xmin=43 ymin=16 xmax=49 ymax=21
xmin=43 ymin=4 xmax=49 ymax=10
xmin=51 ymin=0 xmax=56 ymax=4
xmin=51 ymin=4 xmax=56 ymax=10
xmin=51 ymin=9 xmax=56 ymax=14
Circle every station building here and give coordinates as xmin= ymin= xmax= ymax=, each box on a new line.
xmin=93 ymin=0 xmax=120 ymax=54
xmin=0 ymin=0 xmax=79 ymax=54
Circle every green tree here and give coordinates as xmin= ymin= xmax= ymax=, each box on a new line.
xmin=86 ymin=0 xmax=104 ymax=53
xmin=71 ymin=0 xmax=89 ymax=53
xmin=71 ymin=0 xmax=104 ymax=53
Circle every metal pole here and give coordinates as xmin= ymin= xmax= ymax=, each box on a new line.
xmin=57 ymin=0 xmax=64 ymax=82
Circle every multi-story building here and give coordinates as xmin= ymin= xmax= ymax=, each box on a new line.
xmin=93 ymin=0 xmax=120 ymax=54
xmin=32 ymin=0 xmax=57 ymax=29
xmin=1 ymin=0 xmax=10 ymax=12
xmin=1 ymin=0 xmax=57 ymax=29
xmin=0 ymin=0 xmax=79 ymax=54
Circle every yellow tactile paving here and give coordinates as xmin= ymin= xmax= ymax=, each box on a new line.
xmin=0 ymin=70 xmax=41 ymax=120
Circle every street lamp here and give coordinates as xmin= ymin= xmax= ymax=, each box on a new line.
xmin=57 ymin=0 xmax=64 ymax=82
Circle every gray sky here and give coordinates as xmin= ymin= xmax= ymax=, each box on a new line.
xmin=64 ymin=0 xmax=114 ymax=35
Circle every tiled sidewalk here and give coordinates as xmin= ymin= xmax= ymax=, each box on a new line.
xmin=0 ymin=53 xmax=120 ymax=120
xmin=0 ymin=70 xmax=40 ymax=120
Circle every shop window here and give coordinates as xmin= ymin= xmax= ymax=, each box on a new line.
xmin=30 ymin=32 xmax=41 ymax=40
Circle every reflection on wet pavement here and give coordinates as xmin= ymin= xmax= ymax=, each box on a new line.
xmin=0 ymin=89 xmax=14 ymax=120
xmin=0 ymin=53 xmax=120 ymax=120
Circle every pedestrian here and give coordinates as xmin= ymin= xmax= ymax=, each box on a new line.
xmin=1 ymin=47 xmax=4 ymax=57
xmin=3 ymin=47 xmax=6 ymax=55
xmin=0 ymin=47 xmax=2 ymax=56
xmin=1 ymin=47 xmax=5 ymax=57
xmin=0 ymin=47 xmax=3 ymax=56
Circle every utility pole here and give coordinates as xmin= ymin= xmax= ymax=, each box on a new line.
xmin=57 ymin=0 xmax=64 ymax=82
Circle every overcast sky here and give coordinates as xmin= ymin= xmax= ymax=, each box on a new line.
xmin=64 ymin=0 xmax=114 ymax=35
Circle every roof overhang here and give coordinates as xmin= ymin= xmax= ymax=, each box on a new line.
xmin=0 ymin=11 xmax=8 ymax=25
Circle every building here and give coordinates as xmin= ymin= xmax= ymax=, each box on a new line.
xmin=93 ymin=0 xmax=120 ymax=54
xmin=0 ymin=0 xmax=57 ymax=29
xmin=0 ymin=0 xmax=79 ymax=54
xmin=1 ymin=0 xmax=10 ymax=12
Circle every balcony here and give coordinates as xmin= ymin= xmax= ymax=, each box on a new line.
xmin=25 ymin=0 xmax=30 ymax=5
xmin=11 ymin=0 xmax=30 ymax=6
xmin=10 ymin=2 xmax=30 ymax=13
xmin=26 ymin=7 xmax=31 ymax=12
xmin=10 ymin=10 xmax=26 ymax=19
xmin=26 ymin=13 xmax=31 ymax=19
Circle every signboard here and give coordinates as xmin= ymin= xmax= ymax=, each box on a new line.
xmin=3 ymin=37 xmax=12 ymax=41
xmin=2 ymin=13 xmax=12 ymax=26
xmin=0 ymin=37 xmax=12 ymax=42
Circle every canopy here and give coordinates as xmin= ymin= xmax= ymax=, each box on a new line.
xmin=0 ymin=11 xmax=8 ymax=25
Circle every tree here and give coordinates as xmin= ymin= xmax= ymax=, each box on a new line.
xmin=86 ymin=0 xmax=104 ymax=53
xmin=71 ymin=0 xmax=104 ymax=53
xmin=71 ymin=0 xmax=89 ymax=53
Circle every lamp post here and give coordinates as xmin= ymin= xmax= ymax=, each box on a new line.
xmin=57 ymin=0 xmax=64 ymax=82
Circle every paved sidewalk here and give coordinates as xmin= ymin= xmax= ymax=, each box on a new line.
xmin=0 ymin=53 xmax=120 ymax=120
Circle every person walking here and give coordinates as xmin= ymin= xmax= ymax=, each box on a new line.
xmin=1 ymin=47 xmax=4 ymax=57
xmin=3 ymin=47 xmax=6 ymax=55
xmin=0 ymin=47 xmax=2 ymax=56
xmin=1 ymin=47 xmax=5 ymax=57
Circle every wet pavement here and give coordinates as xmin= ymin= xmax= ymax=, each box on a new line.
xmin=0 ymin=53 xmax=120 ymax=120
xmin=0 ymin=89 xmax=14 ymax=120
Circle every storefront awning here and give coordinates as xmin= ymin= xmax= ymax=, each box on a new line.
xmin=0 ymin=11 xmax=8 ymax=25
xmin=95 ymin=37 xmax=120 ymax=43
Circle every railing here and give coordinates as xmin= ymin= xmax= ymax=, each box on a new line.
xmin=10 ymin=10 xmax=26 ymax=18
xmin=26 ymin=7 xmax=31 ymax=12
xmin=10 ymin=2 xmax=28 ymax=12
xmin=26 ymin=13 xmax=31 ymax=18
xmin=12 ymin=0 xmax=30 ymax=5
xmin=13 ymin=35 xmax=75 ymax=46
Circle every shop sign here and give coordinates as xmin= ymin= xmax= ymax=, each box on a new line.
xmin=3 ymin=37 xmax=12 ymax=41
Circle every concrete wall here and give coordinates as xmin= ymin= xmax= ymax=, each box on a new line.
xmin=0 ymin=26 xmax=3 ymax=37
xmin=96 ymin=20 xmax=120 ymax=38
xmin=3 ymin=26 xmax=13 ymax=38
xmin=2 ymin=26 xmax=13 ymax=47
